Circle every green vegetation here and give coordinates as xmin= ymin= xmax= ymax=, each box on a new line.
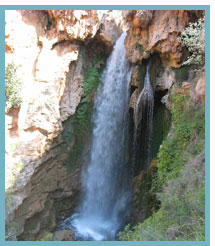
xmin=12 ymin=162 xmax=24 ymax=174
xmin=178 ymin=17 xmax=205 ymax=68
xmin=64 ymin=53 xmax=107 ymax=173
xmin=136 ymin=43 xmax=144 ymax=56
xmin=5 ymin=190 xmax=12 ymax=209
xmin=39 ymin=232 xmax=53 ymax=241
xmin=5 ymin=220 xmax=19 ymax=241
xmin=71 ymin=54 xmax=106 ymax=137
xmin=155 ymin=91 xmax=204 ymax=186
xmin=5 ymin=62 xmax=23 ymax=112
xmin=151 ymin=103 xmax=172 ymax=162
xmin=172 ymin=66 xmax=190 ymax=83
xmin=119 ymin=84 xmax=205 ymax=241
xmin=132 ymin=33 xmax=137 ymax=39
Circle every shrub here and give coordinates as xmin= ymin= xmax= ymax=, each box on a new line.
xmin=5 ymin=220 xmax=19 ymax=241
xmin=39 ymin=232 xmax=53 ymax=241
xmin=155 ymin=91 xmax=205 ymax=188
xmin=5 ymin=62 xmax=23 ymax=112
xmin=119 ymin=154 xmax=205 ymax=241
xmin=178 ymin=17 xmax=205 ymax=68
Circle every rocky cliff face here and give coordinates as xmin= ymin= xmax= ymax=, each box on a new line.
xmin=5 ymin=9 xmax=204 ymax=241
xmin=5 ymin=10 xmax=128 ymax=240
xmin=125 ymin=10 xmax=204 ymax=67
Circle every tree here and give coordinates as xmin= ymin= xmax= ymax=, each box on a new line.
xmin=5 ymin=62 xmax=23 ymax=112
xmin=178 ymin=17 xmax=205 ymax=68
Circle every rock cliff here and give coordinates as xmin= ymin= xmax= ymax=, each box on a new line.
xmin=125 ymin=10 xmax=204 ymax=67
xmin=5 ymin=9 xmax=205 ymax=241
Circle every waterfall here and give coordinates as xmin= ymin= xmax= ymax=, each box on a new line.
xmin=134 ymin=65 xmax=154 ymax=169
xmin=59 ymin=33 xmax=132 ymax=241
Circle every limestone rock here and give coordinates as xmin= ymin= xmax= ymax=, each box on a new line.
xmin=195 ymin=71 xmax=205 ymax=105
xmin=189 ymin=70 xmax=205 ymax=105
xmin=5 ymin=108 xmax=20 ymax=138
xmin=47 ymin=10 xmax=128 ymax=45
xmin=52 ymin=230 xmax=75 ymax=241
xmin=177 ymin=82 xmax=190 ymax=95
xmin=130 ymin=65 xmax=143 ymax=88
xmin=59 ymin=54 xmax=84 ymax=121
xmin=97 ymin=10 xmax=129 ymax=46
xmin=129 ymin=89 xmax=140 ymax=112
xmin=161 ymin=94 xmax=171 ymax=110
xmin=125 ymin=10 xmax=204 ymax=67
xmin=151 ymin=65 xmax=175 ymax=92
xmin=47 ymin=10 xmax=101 ymax=41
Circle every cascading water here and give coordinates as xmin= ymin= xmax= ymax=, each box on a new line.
xmin=59 ymin=33 xmax=132 ymax=241
xmin=134 ymin=65 xmax=154 ymax=169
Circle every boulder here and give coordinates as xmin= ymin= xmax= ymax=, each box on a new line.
xmin=52 ymin=230 xmax=75 ymax=241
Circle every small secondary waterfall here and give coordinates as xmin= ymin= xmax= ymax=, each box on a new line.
xmin=134 ymin=65 xmax=154 ymax=169
xmin=59 ymin=33 xmax=132 ymax=241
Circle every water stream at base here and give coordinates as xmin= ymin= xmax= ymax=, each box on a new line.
xmin=59 ymin=32 xmax=132 ymax=241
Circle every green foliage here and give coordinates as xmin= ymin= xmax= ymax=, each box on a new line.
xmin=157 ymin=154 xmax=205 ymax=240
xmin=155 ymin=91 xmax=205 ymax=187
xmin=135 ymin=43 xmax=144 ymax=56
xmin=120 ymin=153 xmax=205 ymax=241
xmin=172 ymin=66 xmax=190 ymax=83
xmin=39 ymin=232 xmax=53 ymax=241
xmin=5 ymin=190 xmax=12 ymax=209
xmin=178 ymin=17 xmax=205 ymax=68
xmin=65 ymin=54 xmax=107 ymax=173
xmin=83 ymin=65 xmax=102 ymax=101
xmin=66 ymin=134 xmax=85 ymax=173
xmin=71 ymin=54 xmax=106 ymax=137
xmin=132 ymin=33 xmax=137 ymax=39
xmin=13 ymin=162 xmax=24 ymax=174
xmin=71 ymin=101 xmax=94 ymax=137
xmin=5 ymin=220 xmax=19 ymax=241
xmin=151 ymin=103 xmax=172 ymax=161
xmin=119 ymin=84 xmax=205 ymax=241
xmin=5 ymin=62 xmax=23 ymax=112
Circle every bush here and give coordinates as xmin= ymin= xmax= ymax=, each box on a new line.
xmin=5 ymin=62 xmax=23 ymax=112
xmin=119 ymin=154 xmax=205 ymax=241
xmin=39 ymin=232 xmax=53 ymax=241
xmin=5 ymin=220 xmax=19 ymax=241
xmin=178 ymin=17 xmax=205 ymax=68
xmin=155 ymin=91 xmax=205 ymax=188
